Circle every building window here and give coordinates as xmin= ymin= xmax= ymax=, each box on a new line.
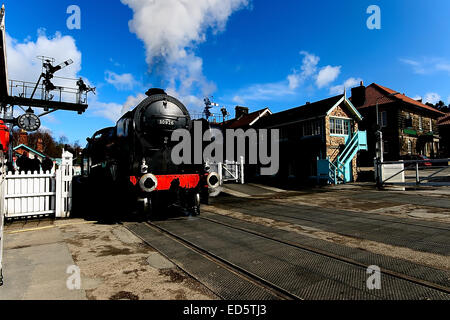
xmin=379 ymin=111 xmax=388 ymax=127
xmin=303 ymin=120 xmax=322 ymax=137
xmin=429 ymin=118 xmax=433 ymax=132
xmin=330 ymin=118 xmax=351 ymax=135
xmin=407 ymin=140 xmax=412 ymax=155
xmin=404 ymin=113 xmax=412 ymax=128
xmin=419 ymin=116 xmax=423 ymax=131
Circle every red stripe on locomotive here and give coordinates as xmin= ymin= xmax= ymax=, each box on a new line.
xmin=155 ymin=174 xmax=201 ymax=191
xmin=130 ymin=174 xmax=201 ymax=191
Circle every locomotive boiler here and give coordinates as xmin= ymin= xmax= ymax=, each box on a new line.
xmin=76 ymin=88 xmax=220 ymax=217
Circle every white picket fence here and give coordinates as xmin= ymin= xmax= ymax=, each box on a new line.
xmin=3 ymin=151 xmax=74 ymax=219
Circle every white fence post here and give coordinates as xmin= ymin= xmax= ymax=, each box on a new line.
xmin=55 ymin=168 xmax=62 ymax=218
xmin=59 ymin=150 xmax=73 ymax=218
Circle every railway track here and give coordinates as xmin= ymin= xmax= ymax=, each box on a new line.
xmin=145 ymin=221 xmax=300 ymax=300
xmin=127 ymin=214 xmax=450 ymax=300
xmin=212 ymin=199 xmax=450 ymax=256
xmin=220 ymin=196 xmax=450 ymax=231
xmin=199 ymin=213 xmax=450 ymax=295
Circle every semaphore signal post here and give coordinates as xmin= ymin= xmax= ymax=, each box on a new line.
xmin=0 ymin=4 xmax=94 ymax=163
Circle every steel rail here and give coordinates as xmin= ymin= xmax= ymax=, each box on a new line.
xmin=142 ymin=221 xmax=301 ymax=300
xmin=200 ymin=213 xmax=450 ymax=295
xmin=222 ymin=197 xmax=450 ymax=232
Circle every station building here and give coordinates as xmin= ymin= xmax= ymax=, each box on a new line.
xmin=438 ymin=113 xmax=450 ymax=158
xmin=254 ymin=93 xmax=368 ymax=185
xmin=350 ymin=82 xmax=446 ymax=165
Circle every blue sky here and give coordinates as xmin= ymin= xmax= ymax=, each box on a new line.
xmin=4 ymin=0 xmax=450 ymax=145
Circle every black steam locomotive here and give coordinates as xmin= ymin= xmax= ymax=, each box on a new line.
xmin=75 ymin=89 xmax=220 ymax=217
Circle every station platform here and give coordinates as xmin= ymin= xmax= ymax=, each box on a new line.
xmin=0 ymin=220 xmax=87 ymax=300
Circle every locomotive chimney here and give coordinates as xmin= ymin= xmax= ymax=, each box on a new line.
xmin=235 ymin=106 xmax=249 ymax=120
xmin=145 ymin=88 xmax=167 ymax=96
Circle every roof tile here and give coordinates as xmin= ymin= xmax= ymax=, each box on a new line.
xmin=358 ymin=83 xmax=445 ymax=115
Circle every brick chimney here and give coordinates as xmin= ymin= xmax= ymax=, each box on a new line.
xmin=36 ymin=138 xmax=44 ymax=153
xmin=235 ymin=106 xmax=249 ymax=120
xmin=18 ymin=130 xmax=28 ymax=146
xmin=351 ymin=81 xmax=366 ymax=108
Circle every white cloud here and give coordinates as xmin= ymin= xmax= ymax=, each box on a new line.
xmin=234 ymin=51 xmax=320 ymax=104
xmin=6 ymin=31 xmax=138 ymax=124
xmin=287 ymin=51 xmax=320 ymax=90
xmin=230 ymin=81 xmax=297 ymax=104
xmin=424 ymin=92 xmax=441 ymax=104
xmin=329 ymin=77 xmax=362 ymax=95
xmin=89 ymin=100 xmax=123 ymax=122
xmin=105 ymin=71 xmax=138 ymax=90
xmin=6 ymin=30 xmax=82 ymax=94
xmin=316 ymin=65 xmax=341 ymax=88
xmin=232 ymin=95 xmax=245 ymax=105
xmin=121 ymin=93 xmax=147 ymax=115
xmin=436 ymin=63 xmax=450 ymax=73
xmin=230 ymin=51 xmax=346 ymax=105
xmin=400 ymin=57 xmax=450 ymax=75
xmin=121 ymin=0 xmax=248 ymax=97
xmin=399 ymin=58 xmax=426 ymax=74
xmin=166 ymin=88 xmax=205 ymax=114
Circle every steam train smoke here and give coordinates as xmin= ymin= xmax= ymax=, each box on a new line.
xmin=121 ymin=0 xmax=249 ymax=109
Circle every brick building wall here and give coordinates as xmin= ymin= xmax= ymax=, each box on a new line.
xmin=325 ymin=104 xmax=360 ymax=181
xmin=398 ymin=110 xmax=440 ymax=157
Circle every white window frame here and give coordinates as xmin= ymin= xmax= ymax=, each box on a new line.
xmin=330 ymin=117 xmax=351 ymax=135
xmin=419 ymin=116 xmax=423 ymax=131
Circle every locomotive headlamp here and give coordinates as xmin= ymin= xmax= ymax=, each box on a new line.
xmin=140 ymin=174 xmax=158 ymax=193
xmin=207 ymin=172 xmax=220 ymax=189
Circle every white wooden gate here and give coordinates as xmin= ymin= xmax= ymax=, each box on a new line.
xmin=209 ymin=156 xmax=245 ymax=186
xmin=3 ymin=150 xmax=74 ymax=219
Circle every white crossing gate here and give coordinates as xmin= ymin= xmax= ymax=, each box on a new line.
xmin=3 ymin=150 xmax=74 ymax=219
xmin=209 ymin=156 xmax=245 ymax=185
